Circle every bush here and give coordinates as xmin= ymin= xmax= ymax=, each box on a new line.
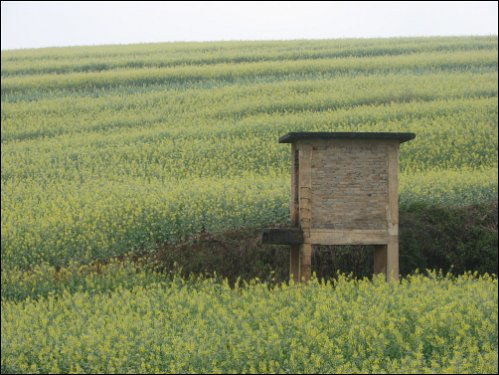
xmin=153 ymin=202 xmax=498 ymax=281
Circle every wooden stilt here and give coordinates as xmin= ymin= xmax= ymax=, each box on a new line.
xmin=374 ymin=240 xmax=399 ymax=281
xmin=299 ymin=243 xmax=312 ymax=282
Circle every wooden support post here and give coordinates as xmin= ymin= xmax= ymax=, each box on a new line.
xmin=290 ymin=143 xmax=300 ymax=282
xmin=373 ymin=241 xmax=399 ymax=281
xmin=387 ymin=236 xmax=399 ymax=281
xmin=299 ymin=243 xmax=312 ymax=282
xmin=386 ymin=143 xmax=399 ymax=281
xmin=298 ymin=143 xmax=312 ymax=283
xmin=291 ymin=144 xmax=299 ymax=225
xmin=374 ymin=143 xmax=400 ymax=281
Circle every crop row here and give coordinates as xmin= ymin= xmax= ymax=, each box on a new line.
xmin=2 ymin=36 xmax=496 ymax=75
xmin=2 ymin=50 xmax=497 ymax=101
xmin=2 ymin=72 xmax=497 ymax=141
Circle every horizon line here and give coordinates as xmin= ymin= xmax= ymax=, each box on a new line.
xmin=2 ymin=33 xmax=498 ymax=53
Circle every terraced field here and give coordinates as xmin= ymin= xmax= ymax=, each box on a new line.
xmin=1 ymin=36 xmax=498 ymax=374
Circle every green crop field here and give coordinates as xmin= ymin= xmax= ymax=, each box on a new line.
xmin=1 ymin=36 xmax=498 ymax=374
xmin=2 ymin=273 xmax=497 ymax=374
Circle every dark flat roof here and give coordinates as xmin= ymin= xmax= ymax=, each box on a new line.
xmin=279 ymin=132 xmax=416 ymax=144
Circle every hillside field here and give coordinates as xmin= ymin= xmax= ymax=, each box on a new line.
xmin=1 ymin=36 xmax=498 ymax=373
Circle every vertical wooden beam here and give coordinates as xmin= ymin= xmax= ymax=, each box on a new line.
xmin=386 ymin=143 xmax=400 ymax=281
xmin=386 ymin=236 xmax=399 ymax=281
xmin=298 ymin=143 xmax=313 ymax=282
xmin=374 ymin=241 xmax=399 ymax=281
xmin=299 ymin=243 xmax=312 ymax=282
xmin=290 ymin=144 xmax=300 ymax=282
xmin=291 ymin=144 xmax=299 ymax=225
xmin=374 ymin=143 xmax=400 ymax=281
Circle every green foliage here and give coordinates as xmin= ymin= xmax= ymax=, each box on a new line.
xmin=1 ymin=274 xmax=497 ymax=374
xmin=1 ymin=36 xmax=497 ymax=273
xmin=399 ymin=202 xmax=498 ymax=275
